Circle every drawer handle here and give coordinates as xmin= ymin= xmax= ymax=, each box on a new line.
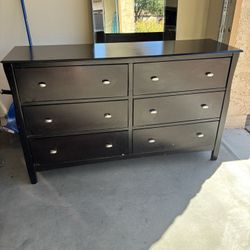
xmin=104 ymin=113 xmax=112 ymax=119
xmin=38 ymin=82 xmax=47 ymax=88
xmin=149 ymin=109 xmax=158 ymax=115
xmin=201 ymin=104 xmax=209 ymax=109
xmin=102 ymin=79 xmax=111 ymax=85
xmin=45 ymin=118 xmax=53 ymax=123
xmin=50 ymin=149 xmax=58 ymax=155
xmin=205 ymin=72 xmax=214 ymax=78
xmin=148 ymin=138 xmax=156 ymax=144
xmin=105 ymin=143 xmax=113 ymax=149
xmin=196 ymin=132 xmax=204 ymax=138
xmin=151 ymin=76 xmax=159 ymax=82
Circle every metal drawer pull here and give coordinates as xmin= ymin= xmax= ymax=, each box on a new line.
xmin=149 ymin=109 xmax=158 ymax=114
xmin=201 ymin=104 xmax=209 ymax=109
xmin=196 ymin=133 xmax=204 ymax=138
xmin=50 ymin=149 xmax=57 ymax=155
xmin=105 ymin=143 xmax=113 ymax=149
xmin=148 ymin=138 xmax=156 ymax=144
xmin=38 ymin=82 xmax=47 ymax=88
xmin=151 ymin=76 xmax=159 ymax=82
xmin=45 ymin=118 xmax=53 ymax=123
xmin=205 ymin=72 xmax=214 ymax=78
xmin=102 ymin=79 xmax=111 ymax=85
xmin=104 ymin=113 xmax=112 ymax=119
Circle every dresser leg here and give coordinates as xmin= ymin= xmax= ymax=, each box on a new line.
xmin=27 ymin=167 xmax=38 ymax=184
xmin=210 ymin=150 xmax=218 ymax=161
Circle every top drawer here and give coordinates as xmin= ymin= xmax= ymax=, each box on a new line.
xmin=134 ymin=58 xmax=231 ymax=95
xmin=15 ymin=64 xmax=128 ymax=103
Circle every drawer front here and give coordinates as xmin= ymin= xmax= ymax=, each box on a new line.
xmin=134 ymin=58 xmax=231 ymax=95
xmin=15 ymin=65 xmax=128 ymax=103
xmin=134 ymin=92 xmax=224 ymax=126
xmin=133 ymin=122 xmax=218 ymax=154
xmin=23 ymin=100 xmax=128 ymax=135
xmin=30 ymin=131 xmax=129 ymax=164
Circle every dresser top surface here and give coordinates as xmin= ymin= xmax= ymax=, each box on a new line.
xmin=2 ymin=39 xmax=241 ymax=63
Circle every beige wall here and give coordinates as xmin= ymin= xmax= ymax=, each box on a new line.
xmin=0 ymin=1 xmax=25 ymax=115
xmin=206 ymin=0 xmax=223 ymax=40
xmin=0 ymin=0 xmax=93 ymax=117
xmin=176 ymin=0 xmax=210 ymax=40
xmin=226 ymin=0 xmax=250 ymax=128
xmin=176 ymin=0 xmax=222 ymax=40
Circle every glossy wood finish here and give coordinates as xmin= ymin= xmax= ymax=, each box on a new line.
xmin=134 ymin=92 xmax=224 ymax=126
xmin=2 ymin=39 xmax=241 ymax=63
xmin=1 ymin=40 xmax=241 ymax=184
xmin=30 ymin=131 xmax=129 ymax=164
xmin=15 ymin=65 xmax=128 ymax=103
xmin=23 ymin=100 xmax=128 ymax=136
xmin=133 ymin=121 xmax=219 ymax=154
xmin=134 ymin=58 xmax=231 ymax=95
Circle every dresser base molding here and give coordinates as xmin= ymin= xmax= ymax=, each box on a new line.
xmin=34 ymin=149 xmax=216 ymax=173
xmin=2 ymin=40 xmax=241 ymax=184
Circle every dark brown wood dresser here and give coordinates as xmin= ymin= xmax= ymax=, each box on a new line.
xmin=1 ymin=39 xmax=242 ymax=184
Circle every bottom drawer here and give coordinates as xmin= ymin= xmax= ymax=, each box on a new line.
xmin=133 ymin=122 xmax=218 ymax=154
xmin=30 ymin=131 xmax=128 ymax=164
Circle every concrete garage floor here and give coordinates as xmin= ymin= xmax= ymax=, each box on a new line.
xmin=0 ymin=129 xmax=250 ymax=250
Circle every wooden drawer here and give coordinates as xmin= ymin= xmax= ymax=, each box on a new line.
xmin=15 ymin=65 xmax=128 ymax=103
xmin=134 ymin=92 xmax=224 ymax=126
xmin=23 ymin=100 xmax=128 ymax=135
xmin=134 ymin=58 xmax=231 ymax=95
xmin=133 ymin=122 xmax=218 ymax=154
xmin=30 ymin=131 xmax=129 ymax=164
